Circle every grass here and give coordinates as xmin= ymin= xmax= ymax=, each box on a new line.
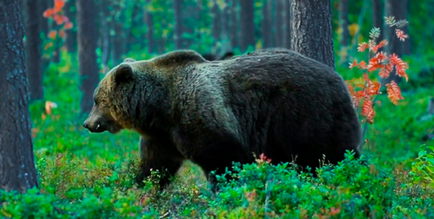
xmin=1 ymin=49 xmax=434 ymax=218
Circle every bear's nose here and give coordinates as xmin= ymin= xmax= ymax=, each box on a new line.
xmin=83 ymin=122 xmax=89 ymax=129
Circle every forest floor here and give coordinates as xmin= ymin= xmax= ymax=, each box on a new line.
xmin=1 ymin=51 xmax=434 ymax=218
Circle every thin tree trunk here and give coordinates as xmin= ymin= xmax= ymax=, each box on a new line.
xmin=173 ymin=0 xmax=183 ymax=49
xmin=145 ymin=0 xmax=154 ymax=54
xmin=0 ymin=0 xmax=39 ymax=192
xmin=24 ymin=0 xmax=44 ymax=102
xmin=212 ymin=0 xmax=221 ymax=44
xmin=339 ymin=0 xmax=349 ymax=64
xmin=384 ymin=0 xmax=409 ymax=85
xmin=372 ymin=0 xmax=383 ymax=44
xmin=77 ymin=0 xmax=99 ymax=115
xmin=239 ymin=0 xmax=255 ymax=52
xmin=285 ymin=0 xmax=292 ymax=49
xmin=275 ymin=0 xmax=283 ymax=47
xmin=261 ymin=0 xmax=272 ymax=48
xmin=64 ymin=0 xmax=77 ymax=53
xmin=230 ymin=0 xmax=239 ymax=49
xmin=290 ymin=0 xmax=335 ymax=70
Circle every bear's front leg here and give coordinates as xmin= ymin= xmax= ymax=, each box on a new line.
xmin=136 ymin=136 xmax=185 ymax=190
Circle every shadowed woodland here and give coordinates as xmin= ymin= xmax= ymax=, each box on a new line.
xmin=1 ymin=0 xmax=434 ymax=218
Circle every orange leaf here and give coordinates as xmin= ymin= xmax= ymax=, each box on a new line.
xmin=54 ymin=14 xmax=64 ymax=25
xmin=54 ymin=0 xmax=65 ymax=10
xmin=379 ymin=62 xmax=393 ymax=78
xmin=368 ymin=39 xmax=376 ymax=52
xmin=395 ymin=29 xmax=408 ymax=41
xmin=58 ymin=29 xmax=66 ymax=38
xmin=361 ymin=96 xmax=375 ymax=124
xmin=367 ymin=81 xmax=380 ymax=95
xmin=373 ymin=40 xmax=388 ymax=53
xmin=346 ymin=83 xmax=355 ymax=96
xmin=386 ymin=81 xmax=404 ymax=105
xmin=353 ymin=91 xmax=365 ymax=108
xmin=48 ymin=30 xmax=57 ymax=40
xmin=43 ymin=8 xmax=53 ymax=18
xmin=357 ymin=42 xmax=369 ymax=52
xmin=389 ymin=54 xmax=409 ymax=82
xmin=359 ymin=60 xmax=367 ymax=70
xmin=64 ymin=22 xmax=73 ymax=29
xmin=44 ymin=42 xmax=54 ymax=50
xmin=45 ymin=101 xmax=58 ymax=115
xmin=349 ymin=60 xmax=358 ymax=69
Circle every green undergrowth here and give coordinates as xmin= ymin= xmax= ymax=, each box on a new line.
xmin=1 ymin=50 xmax=434 ymax=218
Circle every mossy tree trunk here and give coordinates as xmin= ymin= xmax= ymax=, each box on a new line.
xmin=0 ymin=0 xmax=39 ymax=192
xmin=76 ymin=0 xmax=99 ymax=115
xmin=290 ymin=0 xmax=335 ymax=70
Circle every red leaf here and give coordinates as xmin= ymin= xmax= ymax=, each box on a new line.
xmin=349 ymin=60 xmax=358 ymax=69
xmin=361 ymin=96 xmax=375 ymax=124
xmin=64 ymin=22 xmax=73 ymax=29
xmin=48 ymin=30 xmax=57 ymax=40
xmin=389 ymin=54 xmax=409 ymax=82
xmin=386 ymin=81 xmax=404 ymax=105
xmin=373 ymin=40 xmax=388 ymax=53
xmin=357 ymin=42 xmax=369 ymax=52
xmin=379 ymin=62 xmax=393 ymax=78
xmin=54 ymin=0 xmax=65 ymax=10
xmin=395 ymin=29 xmax=409 ymax=41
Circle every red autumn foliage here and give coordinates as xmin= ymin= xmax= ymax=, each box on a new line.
xmin=347 ymin=16 xmax=409 ymax=127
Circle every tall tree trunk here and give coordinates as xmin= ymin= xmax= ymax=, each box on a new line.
xmin=290 ymin=0 xmax=335 ymax=70
xmin=24 ymin=0 xmax=44 ymax=102
xmin=275 ymin=0 xmax=283 ymax=47
xmin=77 ymin=0 xmax=99 ymax=115
xmin=372 ymin=0 xmax=383 ymax=45
xmin=0 ymin=0 xmax=39 ymax=192
xmin=173 ymin=0 xmax=183 ymax=49
xmin=212 ymin=0 xmax=221 ymax=45
xmin=339 ymin=0 xmax=349 ymax=64
xmin=38 ymin=0 xmax=50 ymax=72
xmin=384 ymin=0 xmax=410 ymax=85
xmin=64 ymin=0 xmax=77 ymax=53
xmin=261 ymin=0 xmax=272 ymax=48
xmin=285 ymin=0 xmax=292 ymax=49
xmin=222 ymin=0 xmax=231 ymax=46
xmin=127 ymin=1 xmax=140 ymax=52
xmin=230 ymin=0 xmax=238 ymax=49
xmin=101 ymin=0 xmax=111 ymax=72
xmin=145 ymin=0 xmax=154 ymax=54
xmin=112 ymin=1 xmax=124 ymax=64
xmin=239 ymin=0 xmax=255 ymax=52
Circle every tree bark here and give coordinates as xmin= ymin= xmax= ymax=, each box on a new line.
xmin=384 ymin=0 xmax=410 ymax=85
xmin=173 ymin=0 xmax=183 ymax=49
xmin=372 ymin=0 xmax=383 ymax=44
xmin=101 ymin=0 xmax=111 ymax=72
xmin=145 ymin=0 xmax=154 ymax=54
xmin=76 ymin=0 xmax=99 ymax=115
xmin=261 ymin=0 xmax=272 ymax=48
xmin=64 ymin=0 xmax=77 ymax=53
xmin=239 ymin=0 xmax=255 ymax=52
xmin=212 ymin=0 xmax=221 ymax=44
xmin=230 ymin=0 xmax=239 ymax=49
xmin=285 ymin=0 xmax=292 ymax=49
xmin=24 ymin=0 xmax=44 ymax=102
xmin=275 ymin=0 xmax=283 ymax=47
xmin=290 ymin=0 xmax=335 ymax=70
xmin=0 ymin=0 xmax=39 ymax=192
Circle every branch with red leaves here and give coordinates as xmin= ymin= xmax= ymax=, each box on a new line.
xmin=42 ymin=0 xmax=73 ymax=51
xmin=346 ymin=16 xmax=409 ymax=149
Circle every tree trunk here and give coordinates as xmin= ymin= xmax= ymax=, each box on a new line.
xmin=230 ymin=0 xmax=238 ymax=49
xmin=64 ymin=0 xmax=77 ymax=53
xmin=285 ymin=0 xmax=292 ymax=49
xmin=76 ymin=0 xmax=99 ymax=115
xmin=239 ymin=0 xmax=255 ymax=52
xmin=275 ymin=0 xmax=283 ymax=47
xmin=290 ymin=0 xmax=335 ymax=70
xmin=173 ymin=0 xmax=183 ymax=49
xmin=145 ymin=0 xmax=154 ymax=54
xmin=222 ymin=0 xmax=231 ymax=46
xmin=212 ymin=0 xmax=221 ymax=44
xmin=372 ymin=0 xmax=383 ymax=44
xmin=24 ymin=0 xmax=44 ymax=102
xmin=384 ymin=0 xmax=409 ymax=85
xmin=0 ymin=0 xmax=39 ymax=192
xmin=127 ymin=1 xmax=140 ymax=52
xmin=339 ymin=0 xmax=349 ymax=64
xmin=112 ymin=1 xmax=124 ymax=64
xmin=261 ymin=0 xmax=272 ymax=48
xmin=101 ymin=0 xmax=111 ymax=72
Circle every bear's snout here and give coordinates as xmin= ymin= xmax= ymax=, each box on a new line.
xmin=83 ymin=119 xmax=107 ymax=133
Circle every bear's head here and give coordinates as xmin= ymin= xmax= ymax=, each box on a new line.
xmin=83 ymin=50 xmax=207 ymax=135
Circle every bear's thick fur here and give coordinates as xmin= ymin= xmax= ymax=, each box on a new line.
xmin=83 ymin=48 xmax=361 ymax=190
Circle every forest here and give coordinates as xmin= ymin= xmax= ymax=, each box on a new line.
xmin=0 ymin=0 xmax=434 ymax=218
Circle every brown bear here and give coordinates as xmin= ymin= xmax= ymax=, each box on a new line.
xmin=201 ymin=51 xmax=234 ymax=61
xmin=83 ymin=48 xmax=361 ymax=190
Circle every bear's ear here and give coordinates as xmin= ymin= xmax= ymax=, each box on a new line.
xmin=123 ymin=57 xmax=136 ymax=63
xmin=220 ymin=51 xmax=234 ymax=60
xmin=113 ymin=64 xmax=135 ymax=84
